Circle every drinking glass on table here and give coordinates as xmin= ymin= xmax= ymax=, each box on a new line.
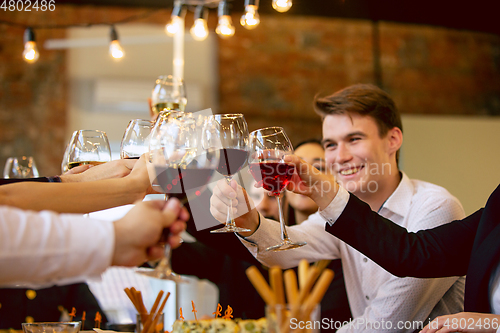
xmin=120 ymin=119 xmax=153 ymax=159
xmin=66 ymin=129 xmax=112 ymax=169
xmin=3 ymin=156 xmax=39 ymax=178
xmin=137 ymin=112 xmax=219 ymax=281
xmin=151 ymin=75 xmax=187 ymax=115
xmin=248 ymin=126 xmax=307 ymax=251
xmin=208 ymin=114 xmax=251 ymax=233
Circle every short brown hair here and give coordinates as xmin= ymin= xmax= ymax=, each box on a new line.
xmin=314 ymin=84 xmax=402 ymax=137
xmin=314 ymin=84 xmax=403 ymax=163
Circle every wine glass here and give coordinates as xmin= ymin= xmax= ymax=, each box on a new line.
xmin=3 ymin=156 xmax=39 ymax=178
xmin=209 ymin=114 xmax=251 ymax=233
xmin=61 ymin=143 xmax=71 ymax=173
xmin=120 ymin=119 xmax=153 ymax=159
xmin=137 ymin=112 xmax=219 ymax=281
xmin=66 ymin=130 xmax=112 ymax=170
xmin=248 ymin=126 xmax=307 ymax=251
xmin=149 ymin=110 xmax=184 ymax=194
xmin=151 ymin=75 xmax=187 ymax=115
xmin=150 ymin=110 xmax=184 ymax=148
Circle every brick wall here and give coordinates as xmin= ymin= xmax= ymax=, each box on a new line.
xmin=1 ymin=5 xmax=499 ymax=175
xmin=0 ymin=10 xmax=67 ymax=176
xmin=218 ymin=16 xmax=500 ymax=143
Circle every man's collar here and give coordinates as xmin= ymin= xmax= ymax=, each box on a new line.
xmin=379 ymin=172 xmax=414 ymax=218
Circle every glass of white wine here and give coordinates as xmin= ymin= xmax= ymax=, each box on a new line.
xmin=120 ymin=119 xmax=153 ymax=159
xmin=66 ymin=129 xmax=112 ymax=170
xmin=151 ymin=75 xmax=187 ymax=115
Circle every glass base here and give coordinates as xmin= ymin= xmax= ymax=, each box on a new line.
xmin=210 ymin=224 xmax=252 ymax=233
xmin=134 ymin=267 xmax=187 ymax=283
xmin=266 ymin=240 xmax=307 ymax=252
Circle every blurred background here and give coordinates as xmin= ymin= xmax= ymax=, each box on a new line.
xmin=1 ymin=0 xmax=499 ymax=214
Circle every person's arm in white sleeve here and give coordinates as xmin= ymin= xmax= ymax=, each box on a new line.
xmin=238 ymin=210 xmax=341 ymax=268
xmin=0 ymin=198 xmax=188 ymax=288
xmin=0 ymin=206 xmax=114 ymax=287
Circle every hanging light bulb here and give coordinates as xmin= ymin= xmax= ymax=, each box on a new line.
xmin=190 ymin=5 xmax=209 ymax=41
xmin=216 ymin=1 xmax=235 ymax=38
xmin=109 ymin=26 xmax=124 ymax=59
xmin=165 ymin=1 xmax=185 ymax=37
xmin=240 ymin=0 xmax=260 ymax=30
xmin=272 ymin=0 xmax=292 ymax=13
xmin=23 ymin=27 xmax=39 ymax=63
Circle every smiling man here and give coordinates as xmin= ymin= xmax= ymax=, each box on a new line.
xmin=210 ymin=84 xmax=466 ymax=332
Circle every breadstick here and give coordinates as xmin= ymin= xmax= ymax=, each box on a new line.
xmin=245 ymin=266 xmax=276 ymax=305
xmin=136 ymin=291 xmax=149 ymax=322
xmin=297 ymin=266 xmax=320 ymax=304
xmin=302 ymin=269 xmax=335 ymax=320
xmin=147 ymin=292 xmax=170 ymax=333
xmin=280 ymin=266 xmax=321 ymax=333
xmin=124 ymin=288 xmax=141 ymax=313
xmin=298 ymin=259 xmax=309 ymax=290
xmin=283 ymin=269 xmax=299 ymax=305
xmin=314 ymin=259 xmax=331 ymax=273
xmin=269 ymin=266 xmax=285 ymax=306
xmin=141 ymin=290 xmax=165 ymax=333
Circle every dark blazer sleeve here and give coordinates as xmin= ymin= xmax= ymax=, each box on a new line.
xmin=325 ymin=193 xmax=483 ymax=278
xmin=0 ymin=177 xmax=51 ymax=185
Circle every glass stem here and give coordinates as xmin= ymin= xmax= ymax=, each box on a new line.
xmin=225 ymin=176 xmax=236 ymax=227
xmin=276 ymin=192 xmax=289 ymax=242
xmin=156 ymin=243 xmax=173 ymax=275
xmin=162 ymin=193 xmax=173 ymax=272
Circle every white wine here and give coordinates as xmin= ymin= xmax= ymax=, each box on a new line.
xmin=153 ymin=102 xmax=186 ymax=113
xmin=68 ymin=161 xmax=106 ymax=169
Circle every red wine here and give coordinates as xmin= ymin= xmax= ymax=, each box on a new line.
xmin=154 ymin=166 xmax=214 ymax=243
xmin=249 ymin=162 xmax=295 ymax=195
xmin=154 ymin=166 xmax=214 ymax=203
xmin=216 ymin=148 xmax=249 ymax=177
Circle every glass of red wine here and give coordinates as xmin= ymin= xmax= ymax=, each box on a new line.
xmin=248 ymin=127 xmax=307 ymax=251
xmin=208 ymin=114 xmax=252 ymax=233
xmin=149 ymin=110 xmax=184 ymax=194
xmin=120 ymin=119 xmax=153 ymax=159
xmin=137 ymin=112 xmax=219 ymax=281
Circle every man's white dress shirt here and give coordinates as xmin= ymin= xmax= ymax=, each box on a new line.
xmin=0 ymin=205 xmax=113 ymax=287
xmin=240 ymin=173 xmax=466 ymax=332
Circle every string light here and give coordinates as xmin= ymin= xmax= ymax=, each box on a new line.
xmin=4 ymin=0 xmax=295 ymax=64
xmin=272 ymin=0 xmax=293 ymax=13
xmin=240 ymin=0 xmax=260 ymax=30
xmin=165 ymin=1 xmax=186 ymax=37
xmin=23 ymin=27 xmax=39 ymax=63
xmin=216 ymin=1 xmax=235 ymax=38
xmin=109 ymin=25 xmax=124 ymax=59
xmin=2 ymin=9 xmax=156 ymax=63
xmin=190 ymin=5 xmax=209 ymax=41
